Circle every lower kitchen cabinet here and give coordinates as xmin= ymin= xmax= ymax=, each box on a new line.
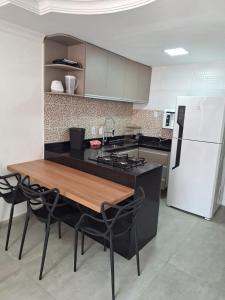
xmin=139 ymin=147 xmax=170 ymax=190
xmin=118 ymin=147 xmax=170 ymax=190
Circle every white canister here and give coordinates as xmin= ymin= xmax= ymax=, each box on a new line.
xmin=65 ymin=75 xmax=79 ymax=95
xmin=51 ymin=80 xmax=64 ymax=93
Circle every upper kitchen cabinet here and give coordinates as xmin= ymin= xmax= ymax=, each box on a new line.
xmin=106 ymin=52 xmax=126 ymax=99
xmin=85 ymin=44 xmax=151 ymax=103
xmin=123 ymin=60 xmax=139 ymax=101
xmin=123 ymin=61 xmax=151 ymax=102
xmin=137 ymin=64 xmax=152 ymax=102
xmin=85 ymin=43 xmax=108 ymax=98
xmin=44 ymin=34 xmax=86 ymax=96
xmin=44 ymin=34 xmax=151 ymax=103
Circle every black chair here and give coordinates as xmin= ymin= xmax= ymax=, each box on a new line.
xmin=19 ymin=176 xmax=74 ymax=280
xmin=74 ymin=186 xmax=145 ymax=300
xmin=0 ymin=173 xmax=28 ymax=251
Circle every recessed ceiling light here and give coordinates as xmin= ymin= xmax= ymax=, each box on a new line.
xmin=164 ymin=48 xmax=189 ymax=56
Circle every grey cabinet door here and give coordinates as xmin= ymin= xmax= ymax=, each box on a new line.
xmin=85 ymin=43 xmax=108 ymax=97
xmin=85 ymin=43 xmax=151 ymax=103
xmin=106 ymin=53 xmax=126 ymax=99
xmin=123 ymin=60 xmax=139 ymax=101
xmin=138 ymin=147 xmax=170 ymax=190
xmin=123 ymin=61 xmax=151 ymax=103
xmin=136 ymin=65 xmax=151 ymax=103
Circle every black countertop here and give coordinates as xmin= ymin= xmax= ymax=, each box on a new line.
xmin=45 ymin=146 xmax=160 ymax=177
xmin=45 ymin=135 xmax=170 ymax=181
xmin=45 ymin=135 xmax=171 ymax=154
xmin=90 ymin=136 xmax=172 ymax=152
xmin=139 ymin=136 xmax=171 ymax=152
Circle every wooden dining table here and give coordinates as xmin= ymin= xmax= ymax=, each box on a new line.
xmin=7 ymin=159 xmax=134 ymax=212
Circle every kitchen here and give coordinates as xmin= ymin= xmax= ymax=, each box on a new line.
xmin=0 ymin=0 xmax=225 ymax=299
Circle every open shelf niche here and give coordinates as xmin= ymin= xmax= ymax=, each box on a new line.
xmin=44 ymin=34 xmax=86 ymax=97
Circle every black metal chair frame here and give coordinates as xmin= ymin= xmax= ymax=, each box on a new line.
xmin=0 ymin=172 xmax=25 ymax=251
xmin=74 ymin=186 xmax=145 ymax=300
xmin=19 ymin=176 xmax=72 ymax=280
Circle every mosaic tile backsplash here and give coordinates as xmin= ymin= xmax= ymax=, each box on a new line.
xmin=131 ymin=109 xmax=173 ymax=139
xmin=44 ymin=94 xmax=133 ymax=143
xmin=44 ymin=94 xmax=173 ymax=143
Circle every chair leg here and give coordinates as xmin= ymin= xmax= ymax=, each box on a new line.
xmin=103 ymin=238 xmax=107 ymax=252
xmin=39 ymin=224 xmax=50 ymax=280
xmin=74 ymin=229 xmax=78 ymax=272
xmin=58 ymin=222 xmax=62 ymax=239
xmin=5 ymin=204 xmax=15 ymax=251
xmin=134 ymin=225 xmax=140 ymax=276
xmin=109 ymin=234 xmax=115 ymax=300
xmin=81 ymin=231 xmax=84 ymax=255
xmin=18 ymin=211 xmax=30 ymax=260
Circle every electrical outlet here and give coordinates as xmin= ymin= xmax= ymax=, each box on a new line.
xmin=91 ymin=126 xmax=96 ymax=136
xmin=99 ymin=127 xmax=103 ymax=135
xmin=154 ymin=111 xmax=158 ymax=118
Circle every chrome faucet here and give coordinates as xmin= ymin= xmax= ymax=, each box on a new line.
xmin=102 ymin=117 xmax=115 ymax=145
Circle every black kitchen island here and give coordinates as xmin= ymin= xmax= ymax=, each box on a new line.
xmin=45 ymin=142 xmax=162 ymax=259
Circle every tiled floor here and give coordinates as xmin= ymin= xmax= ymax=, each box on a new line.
xmin=0 ymin=199 xmax=225 ymax=300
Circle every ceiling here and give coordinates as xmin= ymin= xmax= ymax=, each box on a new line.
xmin=0 ymin=0 xmax=225 ymax=66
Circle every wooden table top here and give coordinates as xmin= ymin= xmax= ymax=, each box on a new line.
xmin=7 ymin=159 xmax=134 ymax=212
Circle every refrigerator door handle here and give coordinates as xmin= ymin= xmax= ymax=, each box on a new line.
xmin=172 ymin=106 xmax=186 ymax=170
xmin=172 ymin=139 xmax=182 ymax=169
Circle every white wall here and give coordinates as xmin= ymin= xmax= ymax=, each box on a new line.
xmin=135 ymin=63 xmax=225 ymax=111
xmin=135 ymin=62 xmax=225 ymax=206
xmin=0 ymin=20 xmax=44 ymax=221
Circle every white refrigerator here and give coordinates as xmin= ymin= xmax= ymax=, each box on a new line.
xmin=167 ymin=96 xmax=225 ymax=219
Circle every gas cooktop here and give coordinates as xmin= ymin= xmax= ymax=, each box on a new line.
xmin=89 ymin=152 xmax=146 ymax=169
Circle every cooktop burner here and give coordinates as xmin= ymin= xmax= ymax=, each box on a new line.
xmin=92 ymin=152 xmax=146 ymax=169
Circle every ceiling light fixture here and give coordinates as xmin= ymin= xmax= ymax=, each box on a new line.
xmin=164 ymin=48 xmax=189 ymax=56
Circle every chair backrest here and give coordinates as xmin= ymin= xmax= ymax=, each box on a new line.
xmin=21 ymin=176 xmax=60 ymax=222
xmin=0 ymin=173 xmax=21 ymax=197
xmin=101 ymin=186 xmax=145 ymax=238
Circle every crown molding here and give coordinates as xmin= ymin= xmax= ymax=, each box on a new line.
xmin=0 ymin=0 xmax=40 ymax=13
xmin=0 ymin=18 xmax=44 ymax=41
xmin=0 ymin=0 xmax=156 ymax=15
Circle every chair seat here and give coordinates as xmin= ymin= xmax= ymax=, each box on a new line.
xmin=2 ymin=188 xmax=27 ymax=204
xmin=32 ymin=203 xmax=78 ymax=224
xmin=80 ymin=213 xmax=132 ymax=238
